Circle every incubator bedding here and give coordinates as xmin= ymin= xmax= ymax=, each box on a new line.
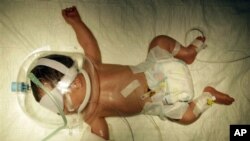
xmin=0 ymin=0 xmax=250 ymax=141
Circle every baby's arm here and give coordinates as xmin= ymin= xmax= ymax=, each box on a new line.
xmin=89 ymin=117 xmax=109 ymax=140
xmin=62 ymin=6 xmax=102 ymax=64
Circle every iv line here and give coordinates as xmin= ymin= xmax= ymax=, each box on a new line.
xmin=185 ymin=28 xmax=250 ymax=64
xmin=28 ymin=73 xmax=68 ymax=141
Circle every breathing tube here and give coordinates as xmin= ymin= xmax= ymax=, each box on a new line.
xmin=11 ymin=73 xmax=68 ymax=141
xmin=11 ymin=49 xmax=95 ymax=141
xmin=28 ymin=73 xmax=68 ymax=141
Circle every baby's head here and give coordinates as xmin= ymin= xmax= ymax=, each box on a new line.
xmin=30 ymin=55 xmax=89 ymax=115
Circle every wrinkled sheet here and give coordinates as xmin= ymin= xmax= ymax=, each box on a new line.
xmin=0 ymin=0 xmax=250 ymax=141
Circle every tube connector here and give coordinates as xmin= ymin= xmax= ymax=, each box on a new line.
xmin=11 ymin=82 xmax=29 ymax=92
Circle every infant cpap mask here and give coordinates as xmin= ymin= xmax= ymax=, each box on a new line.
xmin=11 ymin=48 xmax=98 ymax=141
xmin=29 ymin=57 xmax=91 ymax=115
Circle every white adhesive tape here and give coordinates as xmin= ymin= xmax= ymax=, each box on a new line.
xmin=121 ymin=79 xmax=140 ymax=98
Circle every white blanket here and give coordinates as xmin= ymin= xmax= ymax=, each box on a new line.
xmin=1 ymin=0 xmax=250 ymax=141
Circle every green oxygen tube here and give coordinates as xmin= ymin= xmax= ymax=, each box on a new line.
xmin=28 ymin=73 xmax=68 ymax=141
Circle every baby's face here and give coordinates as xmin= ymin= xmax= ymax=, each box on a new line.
xmin=39 ymin=73 xmax=86 ymax=115
xmin=63 ymin=73 xmax=86 ymax=114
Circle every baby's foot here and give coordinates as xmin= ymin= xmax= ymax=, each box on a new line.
xmin=190 ymin=36 xmax=206 ymax=52
xmin=203 ymin=86 xmax=235 ymax=105
xmin=185 ymin=36 xmax=206 ymax=64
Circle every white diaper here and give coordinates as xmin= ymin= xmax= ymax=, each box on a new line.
xmin=130 ymin=46 xmax=195 ymax=119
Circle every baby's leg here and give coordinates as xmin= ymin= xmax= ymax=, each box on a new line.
xmin=178 ymin=86 xmax=234 ymax=124
xmin=148 ymin=35 xmax=205 ymax=64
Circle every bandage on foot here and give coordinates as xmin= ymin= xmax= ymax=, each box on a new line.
xmin=190 ymin=36 xmax=207 ymax=53
xmin=193 ymin=92 xmax=216 ymax=117
xmin=203 ymin=86 xmax=235 ymax=105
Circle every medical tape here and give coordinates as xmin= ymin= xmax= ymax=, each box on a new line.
xmin=57 ymin=67 xmax=78 ymax=90
xmin=65 ymin=93 xmax=74 ymax=112
xmin=121 ymin=79 xmax=140 ymax=98
xmin=191 ymin=39 xmax=207 ymax=52
xmin=193 ymin=92 xmax=216 ymax=117
xmin=172 ymin=41 xmax=181 ymax=57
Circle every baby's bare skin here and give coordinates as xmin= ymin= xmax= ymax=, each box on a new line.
xmin=78 ymin=64 xmax=151 ymax=140
xmin=96 ymin=64 xmax=149 ymax=117
xmin=61 ymin=6 xmax=234 ymax=140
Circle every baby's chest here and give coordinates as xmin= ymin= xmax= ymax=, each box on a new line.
xmin=103 ymin=83 xmax=147 ymax=116
xmin=101 ymin=73 xmax=146 ymax=98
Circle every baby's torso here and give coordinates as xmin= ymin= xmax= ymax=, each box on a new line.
xmin=96 ymin=64 xmax=150 ymax=117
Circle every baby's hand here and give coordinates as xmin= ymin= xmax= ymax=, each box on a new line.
xmin=62 ymin=6 xmax=82 ymax=26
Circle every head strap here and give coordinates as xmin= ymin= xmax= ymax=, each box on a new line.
xmin=33 ymin=57 xmax=91 ymax=114
xmin=36 ymin=58 xmax=78 ymax=89
xmin=77 ymin=69 xmax=91 ymax=114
